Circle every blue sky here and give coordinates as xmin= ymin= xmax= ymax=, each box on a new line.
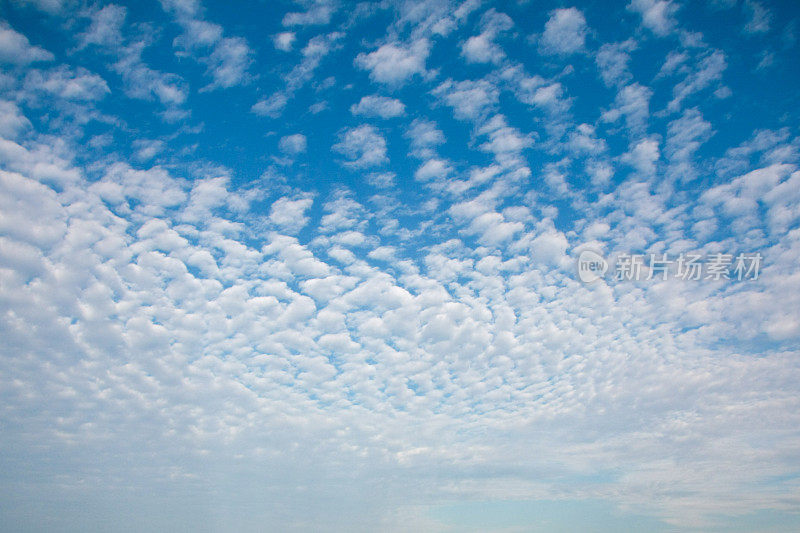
xmin=1 ymin=0 xmax=800 ymax=531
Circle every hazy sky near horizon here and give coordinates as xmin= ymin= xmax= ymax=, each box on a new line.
xmin=1 ymin=0 xmax=800 ymax=531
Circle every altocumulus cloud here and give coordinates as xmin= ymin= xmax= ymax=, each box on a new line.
xmin=1 ymin=1 xmax=800 ymax=532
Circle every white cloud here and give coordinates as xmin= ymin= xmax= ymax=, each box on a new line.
xmin=355 ymin=39 xmax=429 ymax=85
xmin=133 ymin=139 xmax=165 ymax=162
xmin=433 ymin=78 xmax=499 ymax=121
xmin=273 ymin=32 xmax=296 ymax=51
xmin=79 ymin=4 xmax=127 ymax=49
xmin=0 ymin=101 xmax=32 ymax=138
xmin=756 ymin=50 xmax=774 ymax=70
xmin=480 ymin=8 xmax=514 ymax=34
xmin=461 ymin=8 xmax=513 ymax=64
xmin=539 ymin=8 xmax=588 ymax=55
xmin=91 ymin=162 xmax=187 ymax=214
xmin=744 ymin=0 xmax=771 ymax=34
xmin=366 ymin=171 xmax=396 ymax=188
xmin=623 ymin=137 xmax=661 ymax=175
xmin=449 ymin=199 xmax=525 ymax=247
xmin=251 ymin=93 xmax=287 ymax=117
xmin=3 ymin=3 xmax=800 ymax=531
xmin=269 ymin=196 xmax=314 ymax=234
xmin=665 ymin=108 xmax=713 ymax=182
xmin=0 ymin=168 xmax=66 ymax=247
xmin=658 ymin=50 xmax=688 ymax=78
xmin=175 ymin=19 xmax=222 ymax=49
xmin=282 ymin=0 xmax=336 ymax=26
xmin=602 ymin=82 xmax=652 ymax=136
xmin=595 ymin=39 xmax=637 ymax=87
xmin=478 ymin=115 xmax=534 ymax=158
xmin=79 ymin=5 xmax=188 ymax=109
xmin=114 ymin=48 xmax=188 ymax=107
xmin=0 ymin=22 xmax=54 ymax=64
xmin=668 ymin=50 xmax=726 ymax=112
xmin=469 ymin=211 xmax=524 ymax=246
xmin=9 ymin=0 xmax=65 ymax=14
xmin=568 ymin=123 xmax=607 ymax=155
xmin=367 ymin=245 xmax=397 ymax=262
xmin=159 ymin=0 xmax=253 ymax=90
xmin=350 ymin=95 xmax=405 ymax=119
xmin=0 ymin=137 xmax=81 ymax=186
xmin=406 ymin=118 xmax=445 ymax=158
xmin=279 ymin=133 xmax=307 ymax=155
xmin=500 ymin=68 xmax=572 ymax=121
xmin=462 ymin=34 xmax=503 ymax=64
xmin=530 ymin=82 xmax=566 ymax=112
xmin=2 ymin=138 xmax=800 ymax=531
xmin=318 ymin=191 xmax=368 ymax=234
xmin=627 ymin=0 xmax=679 ymax=36
xmin=203 ymin=36 xmax=252 ymax=90
xmin=528 ymin=227 xmax=570 ymax=266
xmin=702 ymin=163 xmax=793 ymax=220
xmin=332 ymin=125 xmax=388 ymax=168
xmin=285 ymin=32 xmax=343 ymax=92
xmin=24 ymin=66 xmax=109 ymax=101
xmin=586 ymin=159 xmax=614 ymax=186
xmin=415 ymin=158 xmax=452 ymax=182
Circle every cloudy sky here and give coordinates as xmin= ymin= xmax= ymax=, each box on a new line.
xmin=1 ymin=0 xmax=800 ymax=531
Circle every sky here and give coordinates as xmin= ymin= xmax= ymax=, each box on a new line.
xmin=1 ymin=0 xmax=800 ymax=531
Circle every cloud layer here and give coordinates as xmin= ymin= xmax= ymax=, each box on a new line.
xmin=1 ymin=0 xmax=800 ymax=531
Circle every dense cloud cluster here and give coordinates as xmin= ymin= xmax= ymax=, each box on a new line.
xmin=1 ymin=0 xmax=799 ymax=531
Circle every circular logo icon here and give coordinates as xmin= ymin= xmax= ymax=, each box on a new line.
xmin=577 ymin=250 xmax=608 ymax=283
